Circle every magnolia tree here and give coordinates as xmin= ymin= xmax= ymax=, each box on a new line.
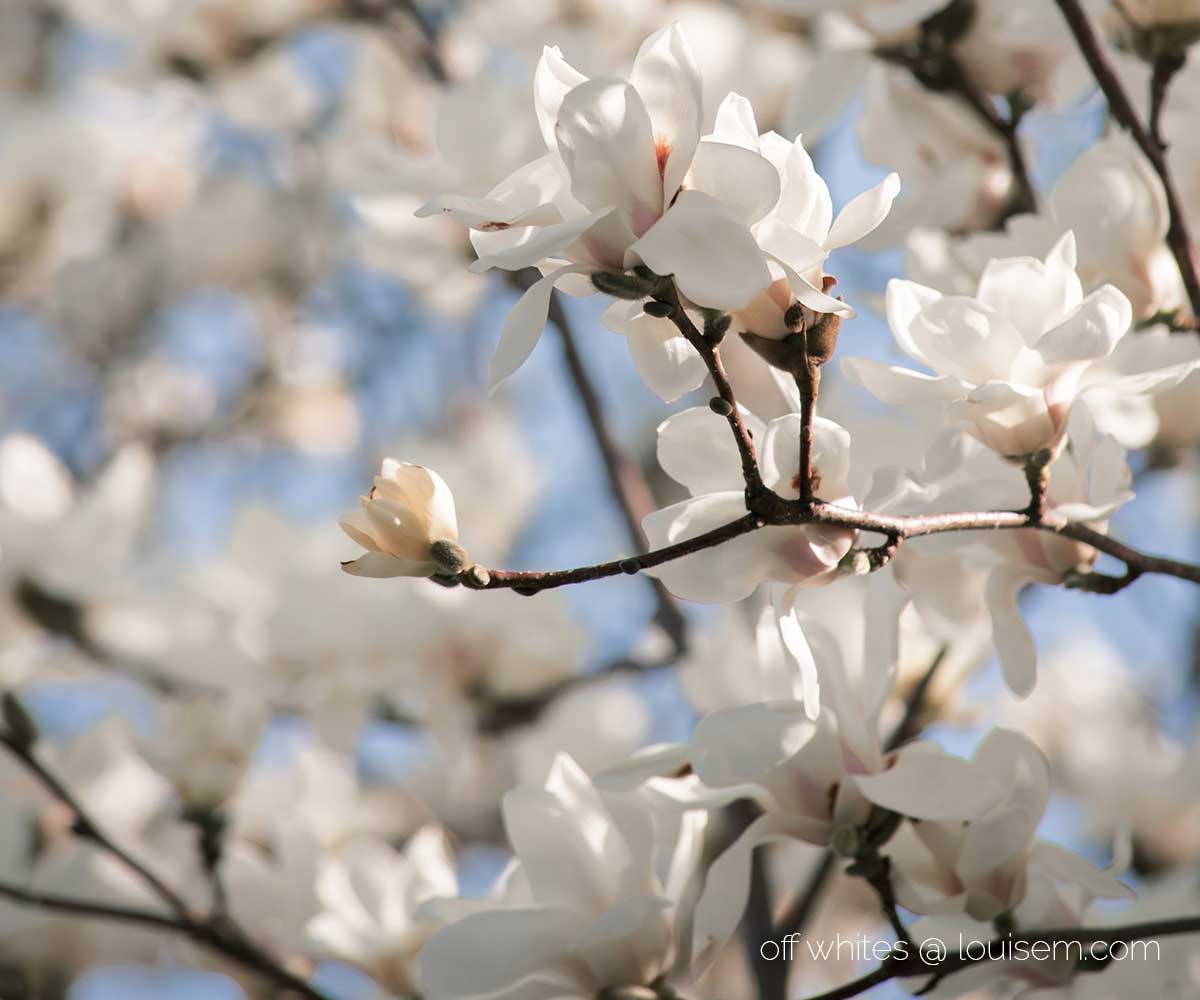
xmin=4 ymin=0 xmax=1200 ymax=999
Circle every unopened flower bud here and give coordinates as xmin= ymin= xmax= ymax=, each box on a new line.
xmin=709 ymin=396 xmax=734 ymax=416
xmin=466 ymin=565 xmax=491 ymax=588
xmin=591 ymin=271 xmax=660 ymax=301
xmin=642 ymin=300 xmax=674 ymax=319
xmin=430 ymin=538 xmax=469 ymax=576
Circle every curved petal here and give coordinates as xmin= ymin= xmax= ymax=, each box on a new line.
xmin=687 ymin=140 xmax=781 ymax=226
xmin=340 ymin=551 xmax=428 ymax=578
xmin=985 ymin=566 xmax=1038 ymax=698
xmin=854 ymin=748 xmax=1004 ymax=823
xmin=471 ymin=208 xmax=615 ymax=273
xmin=604 ymin=301 xmax=708 ymax=402
xmin=884 ymin=278 xmax=944 ymax=367
xmin=776 ymin=608 xmax=820 ymax=719
xmin=630 ymin=22 xmax=702 ymax=199
xmin=556 ymin=78 xmax=663 ymax=236
xmin=774 ymin=138 xmax=833 ymax=243
xmin=976 ymin=233 xmax=1083 ymax=344
xmin=416 ymin=154 xmax=565 ymax=229
xmin=534 ymin=45 xmax=588 ymax=150
xmin=656 ymin=405 xmax=763 ymax=495
xmin=629 ymin=191 xmax=771 ymax=311
xmin=840 ymin=357 xmax=968 ymax=406
xmin=642 ymin=492 xmax=767 ymax=603
xmin=489 ymin=265 xmax=591 ymax=391
xmin=691 ymin=702 xmax=818 ymax=788
xmin=1036 ymin=284 xmax=1131 ymax=366
xmin=825 ymin=173 xmax=900 ymax=250
xmin=759 ymin=413 xmax=852 ymax=499
xmin=709 ymin=91 xmax=759 ymax=150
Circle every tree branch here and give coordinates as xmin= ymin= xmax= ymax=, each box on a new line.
xmin=0 ymin=734 xmax=332 ymax=1000
xmin=1054 ymin=0 xmax=1200 ymax=319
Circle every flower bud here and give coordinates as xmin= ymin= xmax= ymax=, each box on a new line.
xmin=591 ymin=271 xmax=661 ymax=301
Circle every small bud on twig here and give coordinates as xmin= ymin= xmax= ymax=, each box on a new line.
xmin=708 ymin=396 xmax=733 ymax=416
xmin=619 ymin=558 xmax=641 ymax=575
xmin=430 ymin=538 xmax=470 ymax=576
xmin=642 ymin=300 xmax=674 ymax=319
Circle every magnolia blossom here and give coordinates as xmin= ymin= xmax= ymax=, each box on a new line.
xmin=139 ymin=693 xmax=266 ymax=810
xmin=842 ymin=233 xmax=1200 ymax=460
xmin=642 ymin=402 xmax=857 ymax=605
xmin=339 ymin=460 xmax=462 ymax=578
xmin=418 ymin=754 xmax=706 ymax=1000
xmin=306 ymin=827 xmax=457 ymax=997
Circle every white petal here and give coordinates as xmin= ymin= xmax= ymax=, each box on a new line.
xmin=470 ymin=208 xmax=616 ymax=273
xmin=556 ymin=78 xmax=663 ymax=236
xmin=709 ymin=92 xmax=759 ymax=150
xmin=854 ymin=747 xmax=1004 ymax=822
xmin=687 ymin=140 xmax=781 ymax=226
xmin=340 ymin=551 xmax=428 ymax=578
xmin=630 ymin=22 xmax=703 ymax=199
xmin=840 ymin=357 xmax=968 ymax=406
xmin=1036 ymin=284 xmax=1131 ymax=366
xmin=604 ymin=301 xmax=707 ymax=402
xmin=774 ymin=138 xmax=833 ymax=242
xmin=884 ymin=278 xmax=944 ymax=367
xmin=756 ymin=217 xmax=829 ymax=277
xmin=629 ymin=191 xmax=771 ymax=311
xmin=1028 ymin=842 xmax=1133 ymax=899
xmin=691 ymin=702 xmax=818 ymax=788
xmin=419 ymin=907 xmax=586 ymax=1000
xmin=976 ymin=235 xmax=1083 ymax=344
xmin=488 ymin=265 xmax=591 ymax=391
xmin=985 ymin=567 xmax=1038 ymax=698
xmin=656 ymin=405 xmax=762 ymax=495
xmin=534 ymin=46 xmax=588 ymax=150
xmin=825 ymin=173 xmax=900 ymax=250
xmin=416 ymin=155 xmax=564 ymax=229
xmin=776 ymin=609 xmax=820 ymax=720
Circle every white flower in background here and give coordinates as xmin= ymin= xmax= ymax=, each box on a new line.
xmin=140 ymin=693 xmax=267 ymax=810
xmin=906 ymin=134 xmax=1183 ymax=321
xmin=306 ymin=827 xmax=457 ymax=998
xmin=339 ymin=460 xmax=463 ymax=578
xmin=882 ymin=728 xmax=1131 ymax=920
xmin=843 ymin=233 xmax=1200 ymax=460
xmin=420 ymin=24 xmax=788 ymax=390
xmin=641 ymin=402 xmax=856 ymax=604
xmin=952 ymin=0 xmax=1081 ymax=101
xmin=765 ymin=0 xmax=954 ymax=42
xmin=418 ymin=753 xmax=706 ymax=1000
xmin=858 ymin=63 xmax=1014 ymax=246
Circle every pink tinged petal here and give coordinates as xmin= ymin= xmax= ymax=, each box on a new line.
xmin=655 ymin=405 xmax=763 ymax=495
xmin=953 ymin=381 xmax=1058 ymax=459
xmin=788 ymin=269 xmax=855 ymax=318
xmin=709 ymin=92 xmax=759 ymax=150
xmin=629 ymin=22 xmax=703 ymax=199
xmin=629 ymin=191 xmax=771 ymax=311
xmin=840 ymin=357 xmax=969 ymax=406
xmin=691 ymin=813 xmax=825 ymax=971
xmin=418 ymin=907 xmax=587 ymax=1000
xmin=854 ymin=748 xmax=1005 ymax=822
xmin=824 ymin=173 xmax=901 ymax=250
xmin=340 ymin=552 xmax=429 ymax=578
xmin=489 ymin=265 xmax=592 ymax=391
xmin=534 ymin=46 xmax=589 ymax=150
xmin=555 ymin=78 xmax=663 ymax=237
xmin=686 ymin=141 xmax=781 ymax=226
xmin=642 ymin=492 xmax=772 ymax=604
xmin=985 ymin=567 xmax=1038 ymax=698
xmin=1036 ymin=284 xmax=1131 ymax=366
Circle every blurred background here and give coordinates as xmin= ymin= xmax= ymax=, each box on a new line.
xmin=1 ymin=1 xmax=1199 ymax=998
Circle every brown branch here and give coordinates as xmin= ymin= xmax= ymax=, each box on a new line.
xmin=0 ymin=734 xmax=332 ymax=1000
xmin=1055 ymin=0 xmax=1200 ymax=319
xmin=461 ymin=501 xmax=1200 ymax=595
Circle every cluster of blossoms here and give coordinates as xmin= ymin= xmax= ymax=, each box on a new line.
xmin=5 ymin=3 xmax=1200 ymax=1000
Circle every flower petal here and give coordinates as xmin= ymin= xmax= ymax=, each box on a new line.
xmin=629 ymin=22 xmax=702 ymax=199
xmin=655 ymin=405 xmax=763 ymax=495
xmin=340 ymin=552 xmax=428 ymax=578
xmin=534 ymin=45 xmax=588 ymax=150
xmin=489 ymin=265 xmax=591 ymax=391
xmin=628 ymin=191 xmax=771 ymax=311
xmin=1036 ymin=284 xmax=1131 ymax=366
xmin=985 ymin=566 xmax=1038 ymax=697
xmin=604 ymin=301 xmax=708 ymax=402
xmin=687 ymin=140 xmax=781 ymax=226
xmin=854 ymin=747 xmax=1004 ymax=822
xmin=825 ymin=173 xmax=900 ymax=250
xmin=840 ymin=357 xmax=968 ymax=406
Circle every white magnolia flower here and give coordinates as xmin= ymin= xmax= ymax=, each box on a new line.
xmin=906 ymin=134 xmax=1183 ymax=321
xmin=641 ymin=402 xmax=857 ymax=604
xmin=843 ymin=233 xmax=1200 ymax=460
xmin=858 ymin=63 xmax=1014 ymax=246
xmin=306 ymin=827 xmax=457 ymax=998
xmin=339 ymin=460 xmax=462 ymax=578
xmin=418 ymin=753 xmax=706 ymax=1000
xmin=882 ymin=728 xmax=1131 ymax=920
xmin=767 ymin=0 xmax=954 ymax=42
xmin=419 ymin=24 xmax=789 ymax=391
xmin=141 ymin=693 xmax=267 ymax=810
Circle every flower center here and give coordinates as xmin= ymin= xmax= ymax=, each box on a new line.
xmin=655 ymin=138 xmax=672 ymax=180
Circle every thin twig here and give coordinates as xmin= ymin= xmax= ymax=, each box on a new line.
xmin=1055 ymin=0 xmax=1200 ymax=319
